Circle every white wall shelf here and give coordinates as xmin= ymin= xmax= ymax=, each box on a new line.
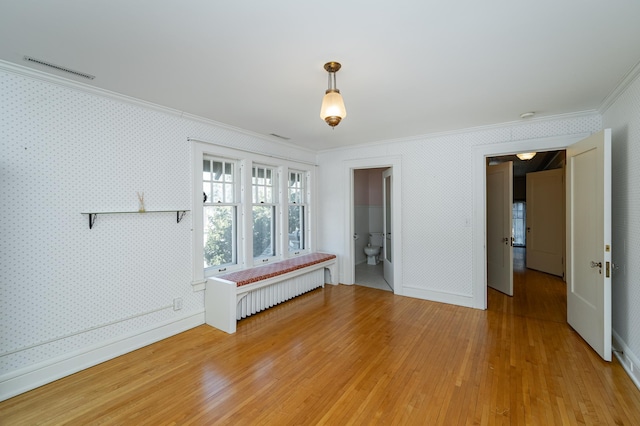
xmin=81 ymin=210 xmax=189 ymax=229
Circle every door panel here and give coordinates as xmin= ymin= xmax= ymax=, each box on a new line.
xmin=383 ymin=168 xmax=393 ymax=289
xmin=487 ymin=162 xmax=513 ymax=296
xmin=566 ymin=129 xmax=611 ymax=361
xmin=526 ymin=168 xmax=564 ymax=276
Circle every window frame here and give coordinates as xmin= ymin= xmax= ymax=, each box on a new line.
xmin=287 ymin=169 xmax=309 ymax=256
xmin=190 ymin=139 xmax=316 ymax=290
xmin=202 ymin=155 xmax=241 ymax=275
xmin=251 ymin=164 xmax=279 ymax=263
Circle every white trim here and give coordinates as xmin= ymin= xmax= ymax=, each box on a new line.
xmin=402 ymin=286 xmax=474 ymax=308
xmin=191 ymin=279 xmax=207 ymax=292
xmin=472 ymin=133 xmax=590 ymax=309
xmin=599 ymin=59 xmax=640 ymax=115
xmin=343 ymin=157 xmax=402 ymax=294
xmin=613 ymin=330 xmax=640 ymax=391
xmin=188 ymin=137 xmax=317 ymax=166
xmin=318 ymin=110 xmax=600 ymax=155
xmin=0 ymin=60 xmax=315 ymax=155
xmin=0 ymin=311 xmax=205 ymax=402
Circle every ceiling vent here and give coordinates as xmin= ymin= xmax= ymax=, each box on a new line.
xmin=23 ymin=56 xmax=95 ymax=80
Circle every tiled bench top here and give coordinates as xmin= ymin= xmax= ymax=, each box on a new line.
xmin=217 ymin=252 xmax=337 ymax=287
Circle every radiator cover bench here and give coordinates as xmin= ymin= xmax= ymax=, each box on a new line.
xmin=205 ymin=252 xmax=337 ymax=333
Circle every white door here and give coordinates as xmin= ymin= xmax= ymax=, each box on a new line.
xmin=567 ymin=129 xmax=612 ymax=361
xmin=526 ymin=168 xmax=565 ymax=277
xmin=382 ymin=168 xmax=393 ymax=289
xmin=487 ymin=162 xmax=513 ymax=296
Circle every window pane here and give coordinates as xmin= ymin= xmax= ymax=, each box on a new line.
xmin=253 ymin=205 xmax=275 ymax=258
xmin=288 ymin=205 xmax=304 ymax=251
xmin=203 ymin=159 xmax=211 ymax=181
xmin=204 ymin=206 xmax=236 ymax=267
xmin=512 ymin=202 xmax=526 ymax=246
xmin=289 ymin=188 xmax=300 ymax=204
xmin=203 ymin=182 xmax=211 ymax=204
xmin=224 ymin=163 xmax=233 ymax=182
xmin=211 ymin=183 xmax=223 ymax=202
xmin=224 ymin=183 xmax=234 ymax=203
xmin=212 ymin=161 xmax=223 ymax=181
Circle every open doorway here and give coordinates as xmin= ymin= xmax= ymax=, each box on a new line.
xmin=486 ymin=150 xmax=566 ymax=300
xmin=353 ymin=168 xmax=392 ymax=292
xmin=343 ymin=156 xmax=402 ymax=294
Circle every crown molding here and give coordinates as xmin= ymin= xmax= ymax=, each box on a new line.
xmin=599 ymin=59 xmax=640 ymax=115
xmin=317 ymin=109 xmax=601 ymax=155
xmin=0 ymin=60 xmax=315 ymax=155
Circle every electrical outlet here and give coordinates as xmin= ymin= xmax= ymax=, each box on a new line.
xmin=173 ymin=298 xmax=183 ymax=311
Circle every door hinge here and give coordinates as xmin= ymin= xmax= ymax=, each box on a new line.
xmin=606 ymin=261 xmax=610 ymax=278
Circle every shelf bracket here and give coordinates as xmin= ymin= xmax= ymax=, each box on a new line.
xmin=177 ymin=211 xmax=187 ymax=223
xmin=89 ymin=213 xmax=97 ymax=229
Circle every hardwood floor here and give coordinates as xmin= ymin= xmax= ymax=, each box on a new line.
xmin=2 ymin=266 xmax=640 ymax=425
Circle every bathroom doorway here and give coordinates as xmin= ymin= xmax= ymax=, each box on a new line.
xmin=353 ymin=167 xmax=393 ymax=292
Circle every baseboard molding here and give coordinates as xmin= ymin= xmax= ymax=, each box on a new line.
xmin=0 ymin=310 xmax=205 ymax=402
xmin=612 ymin=330 xmax=640 ymax=391
xmin=400 ymin=286 xmax=474 ymax=308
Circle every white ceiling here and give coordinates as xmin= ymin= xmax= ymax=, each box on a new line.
xmin=2 ymin=1 xmax=640 ymax=151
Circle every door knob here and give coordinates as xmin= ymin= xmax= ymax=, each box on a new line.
xmin=590 ymin=261 xmax=602 ymax=268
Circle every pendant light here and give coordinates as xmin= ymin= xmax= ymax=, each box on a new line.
xmin=320 ymin=62 xmax=347 ymax=128
xmin=516 ymin=152 xmax=537 ymax=160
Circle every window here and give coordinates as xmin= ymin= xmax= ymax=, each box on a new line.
xmin=252 ymin=165 xmax=278 ymax=259
xmin=203 ymin=157 xmax=238 ymax=271
xmin=192 ymin=139 xmax=316 ymax=282
xmin=288 ymin=170 xmax=306 ymax=252
xmin=512 ymin=202 xmax=526 ymax=247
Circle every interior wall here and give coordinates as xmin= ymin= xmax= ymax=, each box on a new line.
xmin=602 ymin=68 xmax=640 ymax=385
xmin=0 ymin=66 xmax=315 ymax=399
xmin=317 ymin=115 xmax=602 ymax=306
xmin=354 ymin=170 xmax=370 ymax=264
xmin=367 ymin=169 xmax=384 ymax=234
xmin=353 ymin=168 xmax=385 ymax=264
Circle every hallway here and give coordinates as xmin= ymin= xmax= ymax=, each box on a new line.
xmin=489 ymin=246 xmax=567 ymax=324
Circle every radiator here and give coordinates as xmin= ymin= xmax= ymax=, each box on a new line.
xmin=236 ymin=268 xmax=324 ymax=320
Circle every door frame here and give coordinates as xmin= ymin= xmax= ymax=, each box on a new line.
xmin=472 ymin=133 xmax=590 ymax=309
xmin=344 ymin=156 xmax=402 ymax=294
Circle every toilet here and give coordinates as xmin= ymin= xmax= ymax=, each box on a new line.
xmin=364 ymin=232 xmax=384 ymax=265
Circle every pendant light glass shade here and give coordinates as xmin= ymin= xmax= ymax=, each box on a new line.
xmin=320 ymin=62 xmax=346 ymax=127
xmin=320 ymin=91 xmax=347 ymax=127
xmin=516 ymin=152 xmax=537 ymax=160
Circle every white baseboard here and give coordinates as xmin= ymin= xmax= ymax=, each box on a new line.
xmin=399 ymin=286 xmax=474 ymax=308
xmin=612 ymin=330 xmax=640 ymax=391
xmin=0 ymin=310 xmax=205 ymax=402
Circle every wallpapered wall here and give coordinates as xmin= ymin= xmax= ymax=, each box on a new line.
xmin=0 ymin=67 xmax=314 ymax=391
xmin=603 ymin=70 xmax=640 ymax=380
xmin=317 ymin=114 xmax=602 ymax=300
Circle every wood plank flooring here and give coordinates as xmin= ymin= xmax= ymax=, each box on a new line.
xmin=2 ymin=265 xmax=640 ymax=424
